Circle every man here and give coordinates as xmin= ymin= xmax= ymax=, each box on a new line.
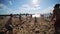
xmin=19 ymin=14 xmax=22 ymax=25
xmin=51 ymin=4 xmax=60 ymax=34
xmin=5 ymin=14 xmax=13 ymax=34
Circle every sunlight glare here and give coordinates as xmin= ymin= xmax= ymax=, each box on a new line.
xmin=32 ymin=0 xmax=38 ymax=4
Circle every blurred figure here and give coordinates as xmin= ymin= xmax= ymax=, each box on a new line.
xmin=19 ymin=14 xmax=22 ymax=25
xmin=5 ymin=14 xmax=13 ymax=34
xmin=29 ymin=14 xmax=32 ymax=22
xmin=51 ymin=4 xmax=60 ymax=34
xmin=26 ymin=14 xmax=28 ymax=21
xmin=34 ymin=17 xmax=38 ymax=26
xmin=34 ymin=17 xmax=37 ymax=23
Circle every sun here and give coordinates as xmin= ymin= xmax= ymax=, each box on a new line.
xmin=32 ymin=0 xmax=38 ymax=4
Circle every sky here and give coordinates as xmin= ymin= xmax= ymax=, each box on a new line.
xmin=0 ymin=0 xmax=60 ymax=14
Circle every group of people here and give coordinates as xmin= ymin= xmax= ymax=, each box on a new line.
xmin=3 ymin=14 xmax=32 ymax=34
xmin=0 ymin=4 xmax=60 ymax=34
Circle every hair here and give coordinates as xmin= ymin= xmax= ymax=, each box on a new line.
xmin=10 ymin=14 xmax=13 ymax=17
xmin=54 ymin=4 xmax=60 ymax=8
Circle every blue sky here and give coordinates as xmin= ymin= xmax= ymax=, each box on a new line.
xmin=0 ymin=0 xmax=60 ymax=14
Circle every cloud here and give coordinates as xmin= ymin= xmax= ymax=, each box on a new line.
xmin=41 ymin=6 xmax=54 ymax=14
xmin=14 ymin=4 xmax=41 ymax=14
xmin=13 ymin=4 xmax=54 ymax=14
xmin=0 ymin=3 xmax=12 ymax=14
xmin=9 ymin=1 xmax=13 ymax=5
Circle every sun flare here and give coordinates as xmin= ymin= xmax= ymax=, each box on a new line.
xmin=32 ymin=0 xmax=38 ymax=4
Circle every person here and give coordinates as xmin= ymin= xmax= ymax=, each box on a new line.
xmin=19 ymin=14 xmax=22 ymax=25
xmin=5 ymin=14 xmax=13 ymax=34
xmin=26 ymin=14 xmax=28 ymax=21
xmin=34 ymin=17 xmax=38 ymax=26
xmin=51 ymin=4 xmax=60 ymax=34
xmin=29 ymin=14 xmax=32 ymax=22
xmin=34 ymin=17 xmax=37 ymax=23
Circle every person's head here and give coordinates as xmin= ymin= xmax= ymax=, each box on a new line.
xmin=9 ymin=14 xmax=13 ymax=21
xmin=6 ymin=14 xmax=13 ymax=23
xmin=54 ymin=4 xmax=60 ymax=9
xmin=10 ymin=14 xmax=13 ymax=17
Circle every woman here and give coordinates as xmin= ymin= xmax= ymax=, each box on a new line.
xmin=51 ymin=4 xmax=60 ymax=34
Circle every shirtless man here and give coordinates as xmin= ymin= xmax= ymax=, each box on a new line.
xmin=5 ymin=14 xmax=13 ymax=34
xmin=51 ymin=4 xmax=60 ymax=34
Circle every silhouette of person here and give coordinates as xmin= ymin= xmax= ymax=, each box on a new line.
xmin=51 ymin=4 xmax=60 ymax=34
xmin=29 ymin=14 xmax=32 ymax=22
xmin=34 ymin=17 xmax=37 ymax=25
xmin=5 ymin=14 xmax=13 ymax=34
xmin=19 ymin=14 xmax=22 ymax=25
xmin=26 ymin=14 xmax=28 ymax=21
xmin=19 ymin=14 xmax=21 ymax=21
xmin=35 ymin=17 xmax=37 ymax=23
